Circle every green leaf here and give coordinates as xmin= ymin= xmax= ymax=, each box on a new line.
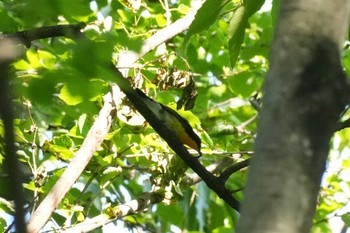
xmin=114 ymin=30 xmax=143 ymax=52
xmin=271 ymin=0 xmax=281 ymax=28
xmin=212 ymin=227 xmax=233 ymax=233
xmin=100 ymin=167 xmax=122 ymax=187
xmin=53 ymin=134 xmax=74 ymax=148
xmin=227 ymin=71 xmax=262 ymax=98
xmin=42 ymin=135 xmax=75 ymax=160
xmin=342 ymin=214 xmax=350 ymax=226
xmin=244 ymin=0 xmax=265 ymax=17
xmin=0 ymin=217 xmax=5 ymax=233
xmin=37 ymin=50 xmax=58 ymax=69
xmin=228 ymin=0 xmax=265 ymax=67
xmin=26 ymin=49 xmax=41 ymax=69
xmin=228 ymin=5 xmax=248 ymax=67
xmin=59 ymin=83 xmax=85 ymax=106
xmin=0 ymin=197 xmax=14 ymax=214
xmin=76 ymin=211 xmax=85 ymax=222
xmin=195 ymin=183 xmax=209 ymax=229
xmin=78 ymin=114 xmax=87 ymax=134
xmin=177 ymin=4 xmax=191 ymax=14
xmin=26 ymin=77 xmax=56 ymax=106
xmin=156 ymin=203 xmax=184 ymax=227
xmin=13 ymin=59 xmax=32 ymax=71
xmin=183 ymin=0 xmax=227 ymax=47
xmin=0 ymin=10 xmax=19 ymax=32
xmin=311 ymin=222 xmax=332 ymax=233
xmin=59 ymin=0 xmax=92 ymax=22
xmin=155 ymin=14 xmax=167 ymax=27
xmin=41 ymin=169 xmax=65 ymax=194
xmin=97 ymin=154 xmax=114 ymax=166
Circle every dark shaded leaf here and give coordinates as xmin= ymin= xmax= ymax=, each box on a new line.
xmin=183 ymin=0 xmax=227 ymax=47
xmin=228 ymin=6 xmax=248 ymax=67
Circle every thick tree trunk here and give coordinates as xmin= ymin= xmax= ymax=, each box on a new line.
xmin=237 ymin=1 xmax=350 ymax=233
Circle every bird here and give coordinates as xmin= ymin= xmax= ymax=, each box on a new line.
xmin=135 ymin=88 xmax=202 ymax=157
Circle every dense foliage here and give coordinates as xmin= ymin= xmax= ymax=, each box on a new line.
xmin=0 ymin=0 xmax=349 ymax=232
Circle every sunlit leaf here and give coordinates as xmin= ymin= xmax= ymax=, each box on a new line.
xmin=311 ymin=222 xmax=332 ymax=233
xmin=0 ymin=197 xmax=14 ymax=214
xmin=59 ymin=83 xmax=85 ymax=106
xmin=100 ymin=167 xmax=122 ymax=187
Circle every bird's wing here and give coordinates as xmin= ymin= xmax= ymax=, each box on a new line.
xmin=135 ymin=88 xmax=201 ymax=153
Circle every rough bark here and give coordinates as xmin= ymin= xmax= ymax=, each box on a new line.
xmin=237 ymin=1 xmax=350 ymax=233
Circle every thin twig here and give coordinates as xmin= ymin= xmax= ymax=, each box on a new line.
xmin=117 ymin=2 xmax=203 ymax=70
xmin=24 ymin=99 xmax=40 ymax=213
xmin=182 ymin=158 xmax=233 ymax=185
xmin=220 ymin=159 xmax=250 ymax=183
xmin=236 ymin=114 xmax=258 ymax=133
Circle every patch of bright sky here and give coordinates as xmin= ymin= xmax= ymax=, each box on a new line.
xmin=260 ymin=0 xmax=272 ymax=12
xmin=206 ymin=53 xmax=212 ymax=62
xmin=90 ymin=0 xmax=112 ymax=21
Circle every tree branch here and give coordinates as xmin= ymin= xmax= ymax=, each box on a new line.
xmin=60 ymin=158 xmax=242 ymax=233
xmin=1 ymin=23 xmax=86 ymax=47
xmin=60 ymin=191 xmax=164 ymax=233
xmin=113 ymin=1 xmax=241 ymax=210
xmin=182 ymin=158 xmax=233 ymax=185
xmin=219 ymin=159 xmax=250 ymax=183
xmin=117 ymin=2 xmax=203 ymax=69
xmin=22 ymin=8 xmax=202 ymax=229
xmin=22 ymin=2 xmax=225 ymax=231
xmin=26 ymin=92 xmax=117 ymax=233
xmin=336 ymin=118 xmax=350 ymax=131
xmin=112 ymin=67 xmax=240 ymax=211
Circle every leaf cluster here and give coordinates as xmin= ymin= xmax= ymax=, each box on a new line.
xmin=0 ymin=0 xmax=349 ymax=232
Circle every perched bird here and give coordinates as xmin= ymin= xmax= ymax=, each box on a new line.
xmin=135 ymin=88 xmax=202 ymax=157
